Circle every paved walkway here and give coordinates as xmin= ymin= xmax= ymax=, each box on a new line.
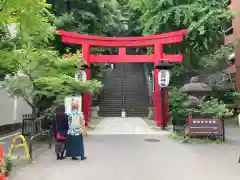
xmin=10 ymin=135 xmax=240 ymax=180
xmin=89 ymin=117 xmax=167 ymax=135
xmin=9 ymin=117 xmax=240 ymax=180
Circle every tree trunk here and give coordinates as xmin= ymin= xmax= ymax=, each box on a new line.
xmin=32 ymin=108 xmax=38 ymax=119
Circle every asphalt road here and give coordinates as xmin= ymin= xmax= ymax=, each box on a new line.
xmin=9 ymin=134 xmax=240 ymax=180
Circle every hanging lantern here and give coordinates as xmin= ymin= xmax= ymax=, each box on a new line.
xmin=158 ymin=70 xmax=170 ymax=88
xmin=155 ymin=61 xmax=173 ymax=88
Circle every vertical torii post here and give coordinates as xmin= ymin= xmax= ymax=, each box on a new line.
xmin=153 ymin=44 xmax=163 ymax=127
xmin=82 ymin=44 xmax=91 ymax=127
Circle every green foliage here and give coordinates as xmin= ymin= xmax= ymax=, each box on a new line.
xmin=0 ymin=0 xmax=55 ymax=45
xmin=200 ymin=44 xmax=234 ymax=70
xmin=1 ymin=49 xmax=102 ymax=110
xmin=226 ymin=92 xmax=240 ymax=97
xmin=129 ymin=0 xmax=233 ymax=71
xmin=199 ymin=97 xmax=233 ymax=118
xmin=51 ymin=0 xmax=128 ymax=83
xmin=168 ymin=87 xmax=188 ymax=117
xmin=0 ymin=0 xmax=102 ymax=116
xmin=117 ymin=0 xmax=143 ymax=36
xmin=3 ymin=155 xmax=13 ymax=173
xmin=52 ymin=0 xmax=125 ymax=36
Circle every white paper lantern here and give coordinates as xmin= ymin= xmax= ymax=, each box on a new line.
xmin=158 ymin=70 xmax=170 ymax=88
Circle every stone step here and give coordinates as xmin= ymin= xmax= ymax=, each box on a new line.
xmin=99 ymin=63 xmax=149 ymax=117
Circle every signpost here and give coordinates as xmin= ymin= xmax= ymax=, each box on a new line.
xmin=75 ymin=70 xmax=87 ymax=82
xmin=187 ymin=118 xmax=223 ymax=136
xmin=65 ymin=70 xmax=87 ymax=114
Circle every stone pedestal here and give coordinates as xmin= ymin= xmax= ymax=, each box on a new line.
xmin=148 ymin=106 xmax=154 ymax=120
xmin=91 ymin=106 xmax=99 ymax=119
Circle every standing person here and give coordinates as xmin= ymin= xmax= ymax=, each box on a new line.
xmin=53 ymin=105 xmax=68 ymax=160
xmin=66 ymin=101 xmax=87 ymax=160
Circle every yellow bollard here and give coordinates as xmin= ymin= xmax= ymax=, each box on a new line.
xmin=8 ymin=135 xmax=30 ymax=161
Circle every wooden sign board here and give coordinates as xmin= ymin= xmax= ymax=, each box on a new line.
xmin=188 ymin=118 xmax=223 ymax=136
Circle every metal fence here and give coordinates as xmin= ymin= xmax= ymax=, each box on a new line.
xmin=21 ymin=114 xmax=53 ymax=162
xmin=172 ymin=114 xmax=188 ymax=135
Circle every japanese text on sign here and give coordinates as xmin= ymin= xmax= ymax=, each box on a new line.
xmin=158 ymin=70 xmax=170 ymax=87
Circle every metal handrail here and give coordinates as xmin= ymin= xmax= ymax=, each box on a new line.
xmin=122 ymin=67 xmax=125 ymax=110
xmin=224 ymin=26 xmax=233 ymax=36
xmin=22 ymin=115 xmax=44 ymax=136
xmin=21 ymin=114 xmax=53 ymax=162
xmin=28 ymin=128 xmax=52 ymax=162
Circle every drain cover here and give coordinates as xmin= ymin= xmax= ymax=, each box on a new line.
xmin=144 ymin=138 xmax=160 ymax=142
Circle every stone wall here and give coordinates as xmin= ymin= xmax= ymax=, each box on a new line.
xmin=0 ymin=89 xmax=32 ymax=127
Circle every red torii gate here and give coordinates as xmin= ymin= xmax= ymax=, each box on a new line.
xmin=57 ymin=29 xmax=188 ymax=128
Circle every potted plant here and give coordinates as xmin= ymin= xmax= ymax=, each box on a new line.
xmin=4 ymin=155 xmax=13 ymax=177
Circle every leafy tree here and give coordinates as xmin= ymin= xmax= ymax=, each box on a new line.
xmin=168 ymin=87 xmax=188 ymax=118
xmin=199 ymin=97 xmax=233 ymax=118
xmin=51 ymin=0 xmax=125 ymax=36
xmin=0 ymin=0 xmax=102 ymax=117
xmin=129 ymin=0 xmax=234 ymax=71
xmin=49 ymin=0 xmax=128 ymax=85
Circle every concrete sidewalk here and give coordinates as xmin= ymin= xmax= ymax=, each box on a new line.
xmin=225 ymin=125 xmax=240 ymax=143
xmin=8 ymin=118 xmax=240 ymax=180
xmin=89 ymin=117 xmax=168 ymax=135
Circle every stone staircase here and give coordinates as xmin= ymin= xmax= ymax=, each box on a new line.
xmin=99 ymin=63 xmax=149 ymax=117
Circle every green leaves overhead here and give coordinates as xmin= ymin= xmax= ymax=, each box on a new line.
xmin=0 ymin=0 xmax=55 ymax=46
xmin=52 ymin=0 xmax=125 ymax=36
xmin=129 ymin=0 xmax=233 ymax=70
xmin=0 ymin=0 xmax=102 ymax=115
xmin=1 ymin=47 xmax=102 ymax=108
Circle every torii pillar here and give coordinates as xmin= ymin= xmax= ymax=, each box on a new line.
xmin=82 ymin=44 xmax=92 ymax=127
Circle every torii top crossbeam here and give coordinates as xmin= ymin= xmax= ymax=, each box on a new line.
xmin=57 ymin=29 xmax=188 ymax=64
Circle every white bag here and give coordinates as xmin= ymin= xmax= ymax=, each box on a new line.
xmin=71 ymin=114 xmax=81 ymax=129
